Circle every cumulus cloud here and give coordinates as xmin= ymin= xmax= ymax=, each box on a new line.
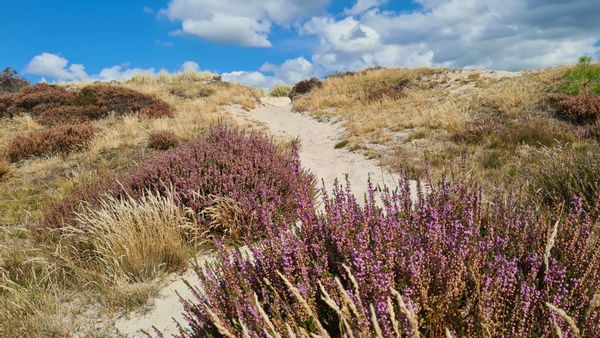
xmin=24 ymin=53 xmax=163 ymax=82
xmin=221 ymin=71 xmax=277 ymax=88
xmin=303 ymin=0 xmax=600 ymax=71
xmin=181 ymin=61 xmax=200 ymax=72
xmin=25 ymin=53 xmax=88 ymax=81
xmin=161 ymin=0 xmax=329 ymax=47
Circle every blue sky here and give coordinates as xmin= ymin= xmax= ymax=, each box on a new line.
xmin=2 ymin=0 xmax=599 ymax=87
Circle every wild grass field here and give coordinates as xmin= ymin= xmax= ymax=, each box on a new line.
xmin=0 ymin=57 xmax=599 ymax=337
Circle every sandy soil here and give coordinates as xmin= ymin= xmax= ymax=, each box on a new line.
xmin=114 ymin=96 xmax=413 ymax=336
xmin=231 ymin=97 xmax=415 ymax=202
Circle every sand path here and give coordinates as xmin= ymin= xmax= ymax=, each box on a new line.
xmin=114 ymin=97 xmax=409 ymax=337
xmin=230 ymin=97 xmax=408 ymax=201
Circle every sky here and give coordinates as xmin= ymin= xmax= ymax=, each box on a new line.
xmin=1 ymin=0 xmax=599 ymax=88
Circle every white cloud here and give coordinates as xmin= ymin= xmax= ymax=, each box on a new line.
xmin=222 ymin=71 xmax=277 ymax=88
xmin=260 ymin=57 xmax=316 ymax=83
xmin=322 ymin=0 xmax=600 ymax=71
xmin=25 ymin=53 xmax=88 ymax=81
xmin=181 ymin=61 xmax=200 ymax=72
xmin=222 ymin=56 xmax=317 ymax=88
xmin=93 ymin=65 xmax=157 ymax=82
xmin=161 ymin=0 xmax=329 ymax=47
xmin=24 ymin=53 xmax=158 ymax=82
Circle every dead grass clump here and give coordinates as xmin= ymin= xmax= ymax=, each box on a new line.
xmin=453 ymin=117 xmax=574 ymax=148
xmin=548 ymin=93 xmax=600 ymax=124
xmin=60 ymin=190 xmax=198 ymax=284
xmin=269 ymin=84 xmax=292 ymax=97
xmin=365 ymin=79 xmax=410 ymax=102
xmin=147 ymin=130 xmax=180 ymax=150
xmin=0 ymin=67 xmax=29 ymax=96
xmin=527 ymin=145 xmax=600 ymax=217
xmin=289 ymin=77 xmax=322 ymax=99
xmin=5 ymin=123 xmax=99 ymax=162
xmin=0 ymin=161 xmax=10 ymax=179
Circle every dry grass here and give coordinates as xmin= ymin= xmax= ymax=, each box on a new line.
xmin=292 ymin=66 xmax=590 ymax=190
xmin=0 ymin=69 xmax=261 ymax=336
xmin=60 ymin=190 xmax=200 ymax=284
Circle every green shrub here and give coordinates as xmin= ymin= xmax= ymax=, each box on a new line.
xmin=558 ymin=56 xmax=600 ymax=95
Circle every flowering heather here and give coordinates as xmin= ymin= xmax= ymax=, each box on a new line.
xmin=38 ymin=128 xmax=315 ymax=242
xmin=181 ymin=179 xmax=600 ymax=337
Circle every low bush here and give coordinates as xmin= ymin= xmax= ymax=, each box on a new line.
xmin=547 ymin=93 xmax=600 ymax=124
xmin=0 ymin=83 xmax=173 ymax=124
xmin=5 ymin=123 xmax=98 ymax=162
xmin=289 ymin=78 xmax=322 ymax=99
xmin=269 ymin=84 xmax=292 ymax=97
xmin=147 ymin=130 xmax=180 ymax=150
xmin=0 ymin=84 xmax=75 ymax=119
xmin=77 ymin=84 xmax=173 ymax=119
xmin=38 ymin=128 xmax=315 ymax=243
xmin=0 ymin=67 xmax=29 ymax=96
xmin=528 ymin=147 xmax=600 ymax=217
xmin=182 ymin=179 xmax=600 ymax=337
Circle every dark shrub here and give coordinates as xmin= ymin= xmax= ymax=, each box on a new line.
xmin=182 ymin=179 xmax=600 ymax=337
xmin=548 ymin=93 xmax=600 ymax=124
xmin=38 ymin=128 xmax=315 ymax=242
xmin=289 ymin=77 xmax=322 ymax=99
xmin=77 ymin=85 xmax=173 ymax=118
xmin=5 ymin=123 xmax=99 ymax=162
xmin=147 ymin=130 xmax=180 ymax=150
xmin=33 ymin=104 xmax=109 ymax=126
xmin=0 ymin=84 xmax=76 ymax=119
xmin=0 ymin=83 xmax=173 ymax=124
xmin=0 ymin=67 xmax=29 ymax=96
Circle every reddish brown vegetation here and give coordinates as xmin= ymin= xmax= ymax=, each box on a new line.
xmin=0 ymin=67 xmax=29 ymax=96
xmin=289 ymin=77 xmax=322 ymax=99
xmin=5 ymin=123 xmax=99 ymax=162
xmin=548 ymin=93 xmax=600 ymax=124
xmin=147 ymin=130 xmax=180 ymax=150
xmin=0 ymin=83 xmax=173 ymax=124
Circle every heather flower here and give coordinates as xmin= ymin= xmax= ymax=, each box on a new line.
xmin=181 ymin=178 xmax=600 ymax=337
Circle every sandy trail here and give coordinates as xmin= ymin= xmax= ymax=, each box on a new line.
xmin=230 ymin=97 xmax=410 ymax=201
xmin=114 ymin=97 xmax=410 ymax=337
